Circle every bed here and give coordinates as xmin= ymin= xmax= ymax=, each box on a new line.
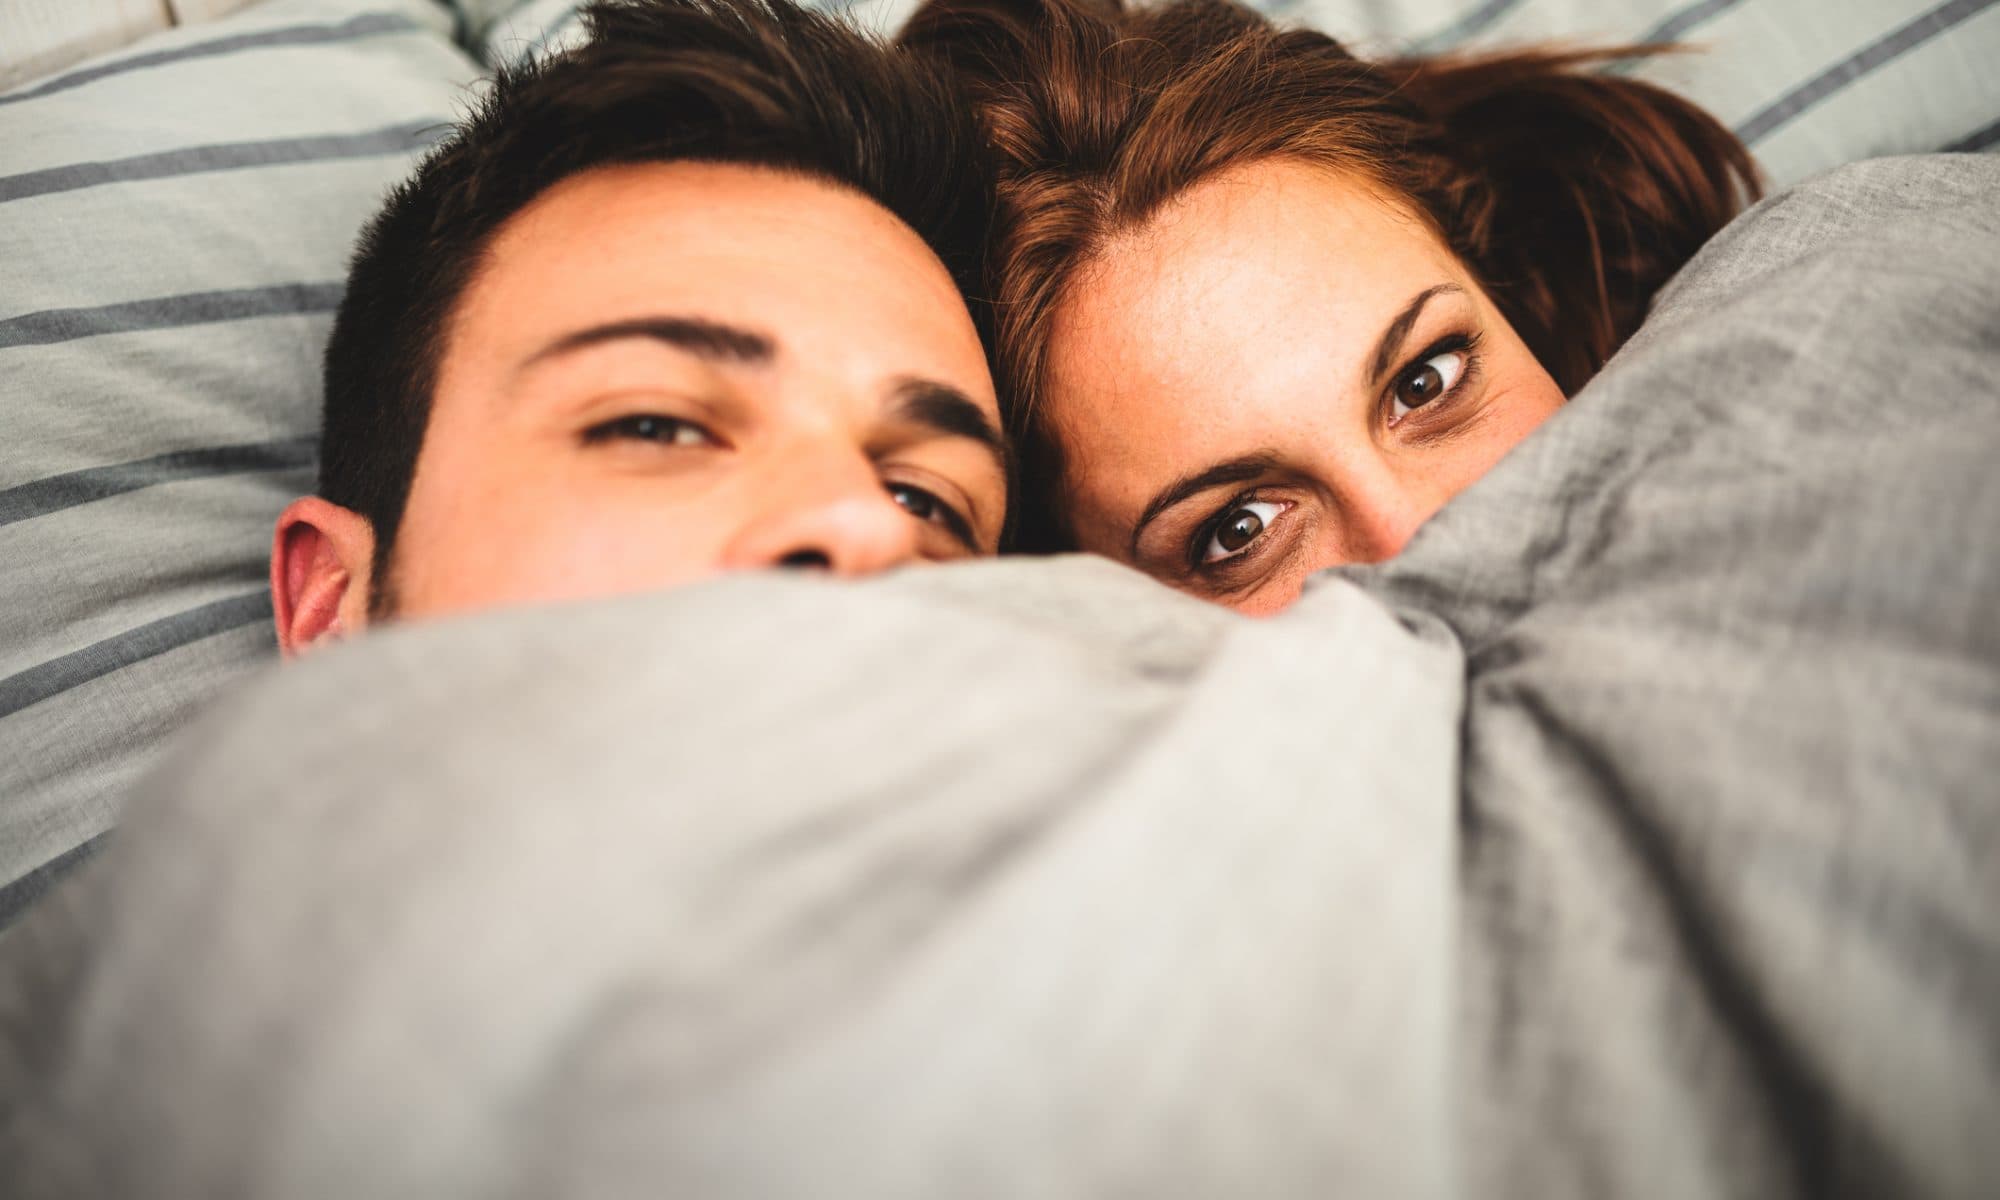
xmin=3 ymin=0 xmax=1996 ymax=918
xmin=1 ymin=0 xmax=1996 ymax=1195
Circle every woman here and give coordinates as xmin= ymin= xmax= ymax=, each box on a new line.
xmin=902 ymin=0 xmax=1760 ymax=614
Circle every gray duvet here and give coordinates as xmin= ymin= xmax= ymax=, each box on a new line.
xmin=2 ymin=155 xmax=1996 ymax=1198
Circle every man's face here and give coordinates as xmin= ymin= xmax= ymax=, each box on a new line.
xmin=277 ymin=160 xmax=1005 ymax=649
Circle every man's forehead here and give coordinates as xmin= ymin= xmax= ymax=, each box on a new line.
xmin=485 ymin=161 xmax=946 ymax=290
xmin=438 ymin=160 xmax=994 ymax=409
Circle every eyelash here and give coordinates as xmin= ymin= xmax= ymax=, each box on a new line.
xmin=886 ymin=482 xmax=978 ymax=549
xmin=583 ymin=412 xmax=979 ymax=551
xmin=1178 ymin=330 xmax=1486 ymax=578
xmin=1187 ymin=487 xmax=1280 ymax=576
xmin=1384 ymin=331 xmax=1484 ymax=431
xmin=581 ymin=412 xmax=722 ymax=448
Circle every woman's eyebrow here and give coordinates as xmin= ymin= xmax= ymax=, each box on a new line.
xmin=1368 ymin=284 xmax=1464 ymax=384
xmin=1129 ymin=451 xmax=1282 ymax=558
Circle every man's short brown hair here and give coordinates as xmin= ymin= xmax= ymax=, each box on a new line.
xmin=320 ymin=0 xmax=994 ymax=579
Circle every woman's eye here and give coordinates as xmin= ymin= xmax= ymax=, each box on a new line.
xmin=1389 ymin=350 xmax=1468 ymax=424
xmin=1198 ymin=499 xmax=1286 ymax=565
xmin=585 ymin=414 xmax=718 ymax=447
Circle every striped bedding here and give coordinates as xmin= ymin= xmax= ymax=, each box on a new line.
xmin=751 ymin=0 xmax=2000 ymax=189
xmin=0 ymin=0 xmax=1994 ymax=919
xmin=1305 ymin=0 xmax=2000 ymax=188
xmin=0 ymin=0 xmax=478 ymax=919
xmin=0 ymin=1 xmax=255 ymax=93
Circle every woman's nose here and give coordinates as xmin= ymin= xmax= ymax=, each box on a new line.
xmin=1334 ymin=460 xmax=1448 ymax=564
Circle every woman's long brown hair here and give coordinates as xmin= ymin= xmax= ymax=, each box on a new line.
xmin=899 ymin=0 xmax=1760 ymax=549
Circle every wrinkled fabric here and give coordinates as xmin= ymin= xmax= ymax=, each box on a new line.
xmin=1344 ymin=153 xmax=2000 ymax=1199
xmin=2 ymin=155 xmax=1995 ymax=1199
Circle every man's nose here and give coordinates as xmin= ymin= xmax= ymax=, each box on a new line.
xmin=719 ymin=445 xmax=921 ymax=577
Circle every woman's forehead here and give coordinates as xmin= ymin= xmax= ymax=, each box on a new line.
xmin=1045 ymin=161 xmax=1464 ymax=429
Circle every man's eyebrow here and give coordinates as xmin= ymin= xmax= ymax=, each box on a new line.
xmin=888 ymin=378 xmax=1012 ymax=474
xmin=1128 ymin=451 xmax=1282 ymax=558
xmin=1368 ymin=284 xmax=1464 ymax=384
xmin=522 ymin=316 xmax=776 ymax=370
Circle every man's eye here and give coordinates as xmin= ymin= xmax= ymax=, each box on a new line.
xmin=888 ymin=483 xmax=954 ymax=527
xmin=1197 ymin=499 xmax=1286 ymax=565
xmin=1389 ymin=349 xmax=1469 ymax=425
xmin=887 ymin=482 xmax=979 ymax=549
xmin=583 ymin=414 xmax=718 ymax=447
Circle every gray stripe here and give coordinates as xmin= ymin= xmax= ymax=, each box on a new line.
xmin=0 ymin=832 xmax=108 ymax=929
xmin=1943 ymin=113 xmax=2000 ymax=153
xmin=0 ymin=12 xmax=419 ymax=108
xmin=0 ymin=119 xmax=447 ymax=205
xmin=1413 ymin=0 xmax=1528 ymax=53
xmin=1633 ymin=0 xmax=1751 ymax=45
xmin=1736 ymin=0 xmax=1998 ymax=144
xmin=0 ymin=437 xmax=318 ymax=530
xmin=0 ymin=591 xmax=272 ymax=721
xmin=0 ymin=282 xmax=343 ymax=350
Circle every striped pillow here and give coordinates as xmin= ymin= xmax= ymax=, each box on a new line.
xmin=1273 ymin=0 xmax=2000 ymax=189
xmin=472 ymin=0 xmax=2000 ymax=187
xmin=0 ymin=0 xmax=478 ymax=919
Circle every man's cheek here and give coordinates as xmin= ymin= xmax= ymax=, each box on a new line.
xmin=520 ymin=510 xmax=726 ymax=601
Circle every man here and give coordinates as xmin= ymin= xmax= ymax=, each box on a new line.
xmin=270 ymin=0 xmax=1010 ymax=654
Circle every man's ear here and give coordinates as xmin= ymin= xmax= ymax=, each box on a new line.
xmin=271 ymin=496 xmax=378 ymax=658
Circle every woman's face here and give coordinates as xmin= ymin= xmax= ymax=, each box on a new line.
xmin=1042 ymin=157 xmax=1565 ymax=615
